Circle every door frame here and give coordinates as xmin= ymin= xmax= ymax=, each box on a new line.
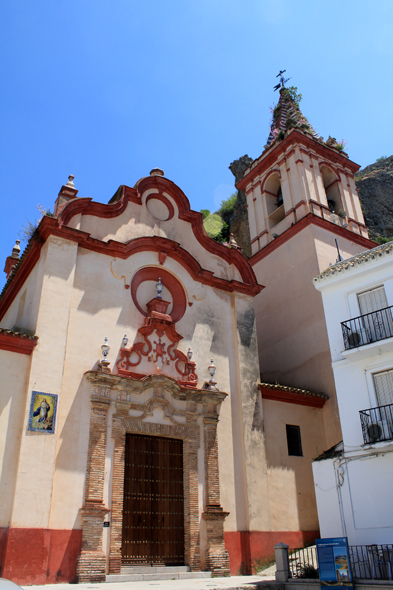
xmin=77 ymin=372 xmax=229 ymax=582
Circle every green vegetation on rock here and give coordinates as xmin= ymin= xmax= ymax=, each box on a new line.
xmin=202 ymin=192 xmax=238 ymax=244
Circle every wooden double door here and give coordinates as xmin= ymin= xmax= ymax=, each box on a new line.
xmin=121 ymin=433 xmax=184 ymax=565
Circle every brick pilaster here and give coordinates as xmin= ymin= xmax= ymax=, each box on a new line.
xmin=202 ymin=410 xmax=230 ymax=576
xmin=77 ymin=398 xmax=110 ymax=582
xmin=108 ymin=413 xmax=126 ymax=574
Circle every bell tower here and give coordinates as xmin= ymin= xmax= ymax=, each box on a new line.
xmin=236 ymin=78 xmax=375 ymax=450
xmin=237 ymin=84 xmax=369 ymax=254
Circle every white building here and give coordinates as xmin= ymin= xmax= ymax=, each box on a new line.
xmin=312 ymin=242 xmax=393 ymax=546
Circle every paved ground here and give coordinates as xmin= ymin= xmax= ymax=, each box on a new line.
xmin=22 ymin=575 xmax=276 ymax=590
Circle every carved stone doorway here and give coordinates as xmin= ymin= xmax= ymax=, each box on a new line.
xmin=122 ymin=433 xmax=184 ymax=566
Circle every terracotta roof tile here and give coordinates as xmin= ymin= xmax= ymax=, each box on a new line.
xmin=259 ymin=381 xmax=329 ymax=400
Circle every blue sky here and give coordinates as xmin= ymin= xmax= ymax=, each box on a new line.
xmin=1 ymin=0 xmax=392 ymax=287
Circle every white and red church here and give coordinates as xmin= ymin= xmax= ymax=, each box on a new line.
xmin=0 ymin=86 xmax=375 ymax=584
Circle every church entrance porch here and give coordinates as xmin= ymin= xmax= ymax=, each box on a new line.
xmin=122 ymin=433 xmax=184 ymax=566
xmin=76 ymin=372 xmax=230 ymax=583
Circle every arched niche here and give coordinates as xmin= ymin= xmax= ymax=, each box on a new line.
xmin=320 ymin=165 xmax=344 ymax=215
xmin=263 ymin=171 xmax=285 ymax=228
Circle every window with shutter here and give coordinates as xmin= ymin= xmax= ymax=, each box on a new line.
xmin=358 ymin=286 xmax=388 ymax=315
xmin=357 ymin=286 xmax=393 ymax=342
xmin=373 ymin=370 xmax=393 ymax=407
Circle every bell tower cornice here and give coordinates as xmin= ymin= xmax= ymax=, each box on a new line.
xmin=237 ymin=129 xmax=360 ymax=193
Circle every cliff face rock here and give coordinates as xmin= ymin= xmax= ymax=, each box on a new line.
xmin=228 ymin=155 xmax=253 ymax=257
xmin=355 ymin=156 xmax=393 ymax=240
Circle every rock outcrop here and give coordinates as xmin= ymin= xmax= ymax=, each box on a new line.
xmin=355 ymin=156 xmax=393 ymax=240
xmin=228 ymin=155 xmax=253 ymax=257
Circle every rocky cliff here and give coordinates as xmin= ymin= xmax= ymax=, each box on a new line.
xmin=355 ymin=155 xmax=393 ymax=240
xmin=228 ymin=156 xmax=253 ymax=257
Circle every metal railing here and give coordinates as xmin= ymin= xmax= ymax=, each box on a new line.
xmin=341 ymin=305 xmax=393 ymax=350
xmin=349 ymin=545 xmax=393 ymax=580
xmin=359 ymin=404 xmax=393 ymax=444
xmin=288 ymin=546 xmax=319 ymax=578
xmin=286 ymin=544 xmax=393 ymax=580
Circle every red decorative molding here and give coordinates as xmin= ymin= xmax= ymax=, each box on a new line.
xmin=294 ymin=200 xmax=306 ymax=209
xmin=158 ymin=251 xmax=167 ymax=265
xmin=285 ymin=208 xmax=295 ymax=217
xmin=116 ymin=297 xmax=198 ymax=387
xmin=260 ymin=169 xmax=281 ymax=192
xmin=4 ymin=257 xmax=18 ymax=279
xmin=259 ymin=385 xmax=326 ymax=408
xmin=295 ymin=159 xmax=304 ymax=165
xmin=318 ymin=161 xmax=340 ymax=179
xmin=348 ymin=217 xmax=366 ymax=228
xmin=0 ymin=217 xmax=263 ymax=321
xmin=0 ymin=330 xmax=38 ymax=355
xmin=263 ymin=190 xmax=278 ymax=198
xmin=250 ymin=213 xmax=376 ymax=267
xmin=145 ymin=193 xmax=175 ymax=221
xmin=130 ymin=267 xmax=187 ymax=323
xmin=57 ymin=176 xmax=259 ymax=290
xmin=236 ymin=130 xmax=360 ymax=192
xmin=325 ymin=178 xmax=340 ymax=191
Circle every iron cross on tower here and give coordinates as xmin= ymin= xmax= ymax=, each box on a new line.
xmin=274 ymin=70 xmax=291 ymax=91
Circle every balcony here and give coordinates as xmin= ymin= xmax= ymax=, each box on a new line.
xmin=359 ymin=404 xmax=393 ymax=444
xmin=341 ymin=305 xmax=393 ymax=350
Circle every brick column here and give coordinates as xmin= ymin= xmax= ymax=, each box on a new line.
xmin=202 ymin=410 xmax=230 ymax=576
xmin=183 ymin=433 xmax=201 ymax=571
xmin=108 ymin=413 xmax=126 ymax=574
xmin=77 ymin=398 xmax=110 ymax=582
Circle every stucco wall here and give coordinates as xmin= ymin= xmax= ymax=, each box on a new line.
xmin=3 ymin=230 xmax=262 ymax=541
xmin=263 ymin=399 xmax=325 ymax=533
xmin=0 ymin=351 xmax=31 ymax=527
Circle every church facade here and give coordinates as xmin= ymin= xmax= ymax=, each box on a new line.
xmin=0 ymin=85 xmax=377 ymax=584
xmin=0 ymin=170 xmax=270 ymax=584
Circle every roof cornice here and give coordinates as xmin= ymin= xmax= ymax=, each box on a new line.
xmin=314 ymin=241 xmax=393 ymax=284
xmin=237 ymin=129 xmax=360 ymax=191
xmin=0 ymin=328 xmax=38 ymax=355
xmin=250 ymin=213 xmax=376 ymax=267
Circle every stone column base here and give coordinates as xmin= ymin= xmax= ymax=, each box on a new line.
xmin=202 ymin=507 xmax=230 ymax=576
xmin=77 ymin=551 xmax=107 ymax=583
xmin=76 ymin=502 xmax=110 ymax=582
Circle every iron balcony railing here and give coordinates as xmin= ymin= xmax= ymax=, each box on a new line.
xmin=359 ymin=404 xmax=393 ymax=444
xmin=341 ymin=305 xmax=393 ymax=350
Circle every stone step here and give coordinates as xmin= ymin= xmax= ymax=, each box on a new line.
xmin=106 ymin=571 xmax=211 ymax=582
xmin=120 ymin=565 xmax=189 ymax=574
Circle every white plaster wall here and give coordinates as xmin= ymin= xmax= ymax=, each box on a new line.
xmin=264 ymin=400 xmax=326 ymax=532
xmin=313 ymin=451 xmax=393 ymax=545
xmin=314 ymin=247 xmax=393 ymax=546
xmin=312 ymin=458 xmax=343 ymax=539
xmin=315 ymin=249 xmax=393 ymax=447
xmin=0 ymin=241 xmax=49 ymax=333
xmin=10 ymin=236 xmax=78 ymax=528
xmin=0 ymin=351 xmax=31 ymax=527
